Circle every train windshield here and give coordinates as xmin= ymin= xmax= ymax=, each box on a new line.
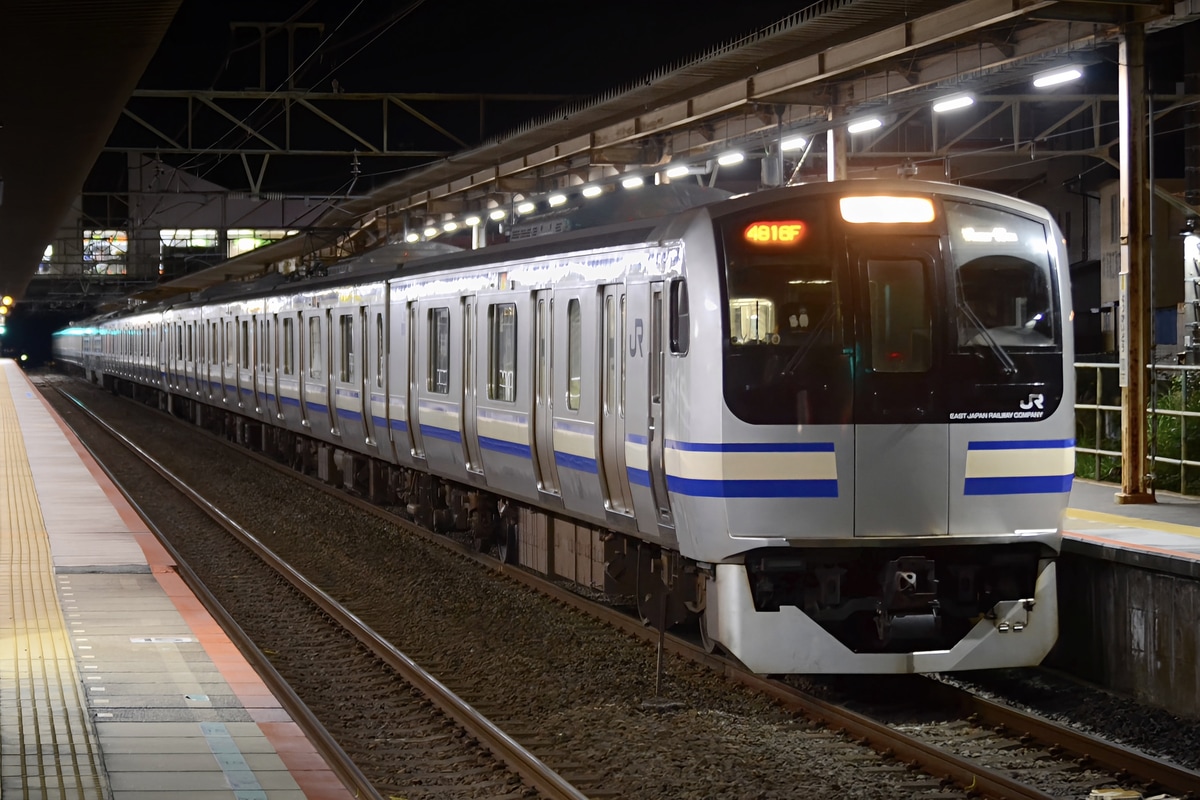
xmin=716 ymin=193 xmax=1063 ymax=426
xmin=945 ymin=201 xmax=1058 ymax=356
xmin=717 ymin=199 xmax=851 ymax=425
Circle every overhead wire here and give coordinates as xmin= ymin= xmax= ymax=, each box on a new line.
xmin=189 ymin=0 xmax=429 ymax=187
xmin=171 ymin=0 xmax=371 ymax=177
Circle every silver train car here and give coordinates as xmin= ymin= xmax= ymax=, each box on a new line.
xmin=54 ymin=179 xmax=1074 ymax=674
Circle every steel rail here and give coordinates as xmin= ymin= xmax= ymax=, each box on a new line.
xmin=56 ymin=386 xmax=589 ymax=800
xmin=919 ymin=677 xmax=1200 ymax=796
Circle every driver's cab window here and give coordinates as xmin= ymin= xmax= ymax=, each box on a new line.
xmin=944 ymin=201 xmax=1057 ymax=349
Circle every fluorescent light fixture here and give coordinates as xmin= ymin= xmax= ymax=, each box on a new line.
xmin=582 ymin=185 xmax=603 ymax=198
xmin=847 ymin=118 xmax=882 ymax=134
xmin=717 ymin=150 xmax=744 ymax=166
xmin=443 ymin=221 xmax=458 ymax=232
xmin=1033 ymin=67 xmax=1081 ymax=88
xmin=516 ymin=201 xmax=536 ymax=214
xmin=664 ymin=164 xmax=691 ymax=178
xmin=489 ymin=209 xmax=507 ymax=221
xmin=780 ymin=135 xmax=807 ymax=152
xmin=405 ymin=232 xmax=419 ymax=243
xmin=548 ymin=193 xmax=567 ymax=207
xmin=423 ymin=226 xmax=438 ymax=237
xmin=464 ymin=215 xmax=481 ymax=226
xmin=932 ymin=94 xmax=974 ymax=113
xmin=622 ymin=176 xmax=645 ymax=189
xmin=839 ymin=196 xmax=936 ymax=224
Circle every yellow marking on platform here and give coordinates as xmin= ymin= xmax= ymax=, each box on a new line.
xmin=1065 ymin=507 xmax=1200 ymax=539
xmin=0 ymin=365 xmax=106 ymax=798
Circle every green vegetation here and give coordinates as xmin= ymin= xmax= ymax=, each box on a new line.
xmin=1147 ymin=370 xmax=1200 ymax=494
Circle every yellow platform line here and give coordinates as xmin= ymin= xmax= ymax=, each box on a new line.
xmin=1065 ymin=507 xmax=1200 ymax=539
xmin=0 ymin=366 xmax=105 ymax=798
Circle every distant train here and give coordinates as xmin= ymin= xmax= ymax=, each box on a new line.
xmin=54 ymin=178 xmax=1074 ymax=674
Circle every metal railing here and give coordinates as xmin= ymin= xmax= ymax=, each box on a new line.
xmin=1075 ymin=361 xmax=1200 ymax=495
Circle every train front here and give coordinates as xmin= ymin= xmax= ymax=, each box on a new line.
xmin=679 ymin=180 xmax=1072 ymax=674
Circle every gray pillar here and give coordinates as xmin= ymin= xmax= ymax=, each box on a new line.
xmin=1117 ymin=22 xmax=1154 ymax=504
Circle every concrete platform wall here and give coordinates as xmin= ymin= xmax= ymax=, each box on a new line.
xmin=1048 ymin=548 xmax=1200 ymax=717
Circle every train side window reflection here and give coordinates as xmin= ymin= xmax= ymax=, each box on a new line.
xmin=240 ymin=320 xmax=250 ymax=368
xmin=308 ymin=317 xmax=323 ymax=378
xmin=375 ymin=313 xmax=384 ymax=388
xmin=567 ymin=299 xmax=581 ymax=410
xmin=225 ymin=321 xmax=235 ymax=366
xmin=488 ymin=302 xmax=516 ymax=402
xmin=339 ymin=314 xmax=353 ymax=382
xmin=282 ymin=318 xmax=295 ymax=375
xmin=428 ymin=307 xmax=449 ymax=394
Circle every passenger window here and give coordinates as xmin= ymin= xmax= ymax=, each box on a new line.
xmin=567 ymin=299 xmax=581 ymax=411
xmin=669 ymin=279 xmax=689 ymax=354
xmin=604 ymin=297 xmax=614 ymax=413
xmin=282 ymin=318 xmax=293 ymax=375
xmin=428 ymin=307 xmax=449 ymax=394
xmin=262 ymin=320 xmax=271 ymax=369
xmin=225 ymin=321 xmax=235 ymax=366
xmin=619 ymin=294 xmax=626 ymax=418
xmin=240 ymin=320 xmax=250 ymax=368
xmin=339 ymin=314 xmax=353 ymax=382
xmin=488 ymin=303 xmax=516 ymax=402
xmin=375 ymin=313 xmax=384 ymax=388
xmin=308 ymin=317 xmax=323 ymax=378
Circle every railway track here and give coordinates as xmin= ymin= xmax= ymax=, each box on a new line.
xmin=50 ymin=382 xmax=585 ymax=800
xmin=41 ymin=374 xmax=1200 ymax=800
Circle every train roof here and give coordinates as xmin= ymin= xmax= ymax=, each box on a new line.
xmin=70 ymin=178 xmax=1054 ymax=325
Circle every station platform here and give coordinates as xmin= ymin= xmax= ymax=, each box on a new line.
xmin=1066 ymin=478 xmax=1200 ymax=575
xmin=0 ymin=358 xmax=353 ymax=799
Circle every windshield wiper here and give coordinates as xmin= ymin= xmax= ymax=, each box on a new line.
xmin=957 ymin=299 xmax=1017 ymax=376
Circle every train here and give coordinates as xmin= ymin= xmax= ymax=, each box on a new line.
xmin=53 ymin=178 xmax=1074 ymax=674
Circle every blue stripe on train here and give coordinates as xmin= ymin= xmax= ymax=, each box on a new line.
xmin=627 ymin=466 xmax=651 ymax=487
xmin=666 ymin=440 xmax=835 ymax=453
xmin=481 ymin=436 xmax=532 ymax=459
xmin=555 ymin=451 xmax=597 ymax=474
xmin=968 ymin=438 xmax=1075 ymax=450
xmin=421 ymin=424 xmax=462 ymax=443
xmin=667 ymin=476 xmax=838 ymax=498
xmin=964 ymin=474 xmax=1074 ymax=495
